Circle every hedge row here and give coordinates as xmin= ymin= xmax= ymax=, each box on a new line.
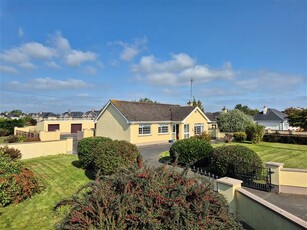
xmin=263 ymin=134 xmax=307 ymax=145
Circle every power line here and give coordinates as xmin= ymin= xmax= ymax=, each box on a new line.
xmin=0 ymin=88 xmax=93 ymax=101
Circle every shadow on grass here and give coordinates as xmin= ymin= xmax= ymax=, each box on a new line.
xmin=71 ymin=160 xmax=95 ymax=180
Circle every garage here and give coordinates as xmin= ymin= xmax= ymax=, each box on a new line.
xmin=71 ymin=124 xmax=82 ymax=133
xmin=48 ymin=124 xmax=60 ymax=131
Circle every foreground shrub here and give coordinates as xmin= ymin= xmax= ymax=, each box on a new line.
xmin=170 ymin=138 xmax=213 ymax=165
xmin=245 ymin=124 xmax=265 ymax=143
xmin=191 ymin=131 xmax=211 ymax=141
xmin=0 ymin=146 xmax=22 ymax=161
xmin=55 ymin=165 xmax=242 ymax=229
xmin=233 ymin=132 xmax=247 ymax=142
xmin=0 ymin=168 xmax=41 ymax=207
xmin=210 ymin=145 xmax=263 ymax=177
xmin=0 ymin=128 xmax=9 ymax=137
xmin=92 ymin=140 xmax=140 ymax=175
xmin=0 ymin=155 xmax=40 ymax=207
xmin=77 ymin=136 xmax=112 ymax=168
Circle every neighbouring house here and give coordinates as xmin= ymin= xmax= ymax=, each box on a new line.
xmin=82 ymin=109 xmax=99 ymax=120
xmin=95 ymin=99 xmax=211 ymax=145
xmin=253 ymin=106 xmax=291 ymax=130
xmin=61 ymin=110 xmax=84 ymax=119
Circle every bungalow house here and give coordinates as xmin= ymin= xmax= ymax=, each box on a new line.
xmin=253 ymin=106 xmax=290 ymax=130
xmin=95 ymin=99 xmax=211 ymax=145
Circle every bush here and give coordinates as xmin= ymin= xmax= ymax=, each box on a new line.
xmin=233 ymin=132 xmax=247 ymax=142
xmin=210 ymin=145 xmax=263 ymax=177
xmin=55 ymin=165 xmax=242 ymax=229
xmin=0 ymin=146 xmax=22 ymax=161
xmin=224 ymin=133 xmax=233 ymax=143
xmin=0 ymin=154 xmax=40 ymax=207
xmin=245 ymin=124 xmax=265 ymax=143
xmin=0 ymin=128 xmax=9 ymax=136
xmin=169 ymin=138 xmax=213 ymax=165
xmin=263 ymin=134 xmax=307 ymax=145
xmin=0 ymin=168 xmax=41 ymax=207
xmin=92 ymin=140 xmax=140 ymax=175
xmin=6 ymin=135 xmax=20 ymax=143
xmin=23 ymin=137 xmax=41 ymax=142
xmin=77 ymin=136 xmax=112 ymax=168
xmin=217 ymin=109 xmax=254 ymax=132
xmin=191 ymin=131 xmax=211 ymax=141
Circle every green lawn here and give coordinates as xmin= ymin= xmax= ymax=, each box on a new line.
xmin=0 ymin=154 xmax=91 ymax=230
xmin=161 ymin=142 xmax=307 ymax=169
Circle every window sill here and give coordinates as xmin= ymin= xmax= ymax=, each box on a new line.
xmin=138 ymin=134 xmax=152 ymax=137
xmin=158 ymin=133 xmax=169 ymax=135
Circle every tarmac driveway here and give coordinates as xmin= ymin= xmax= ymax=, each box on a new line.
xmin=138 ymin=143 xmax=171 ymax=167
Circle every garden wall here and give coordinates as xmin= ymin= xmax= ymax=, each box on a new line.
xmin=0 ymin=137 xmax=73 ymax=159
xmin=266 ymin=162 xmax=307 ymax=195
xmin=216 ymin=177 xmax=307 ymax=230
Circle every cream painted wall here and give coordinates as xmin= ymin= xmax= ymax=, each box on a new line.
xmin=280 ymin=169 xmax=307 ymax=188
xmin=37 ymin=120 xmax=94 ymax=134
xmin=95 ymin=104 xmax=130 ymax=141
xmin=39 ymin=130 xmax=60 ymax=141
xmin=182 ymin=109 xmax=209 ymax=139
xmin=0 ymin=138 xmax=73 ymax=160
xmin=130 ymin=123 xmax=172 ymax=145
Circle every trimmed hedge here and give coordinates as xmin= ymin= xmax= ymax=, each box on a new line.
xmin=170 ymin=138 xmax=213 ymax=165
xmin=245 ymin=124 xmax=265 ymax=143
xmin=210 ymin=145 xmax=263 ymax=177
xmin=263 ymin=134 xmax=307 ymax=145
xmin=55 ymin=165 xmax=243 ymax=229
xmin=77 ymin=136 xmax=112 ymax=168
xmin=92 ymin=140 xmax=140 ymax=175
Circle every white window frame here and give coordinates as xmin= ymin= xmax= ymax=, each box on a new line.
xmin=158 ymin=124 xmax=169 ymax=134
xmin=194 ymin=123 xmax=204 ymax=136
xmin=138 ymin=124 xmax=151 ymax=135
xmin=184 ymin=124 xmax=190 ymax=139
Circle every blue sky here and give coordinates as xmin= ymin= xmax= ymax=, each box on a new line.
xmin=0 ymin=0 xmax=306 ymax=113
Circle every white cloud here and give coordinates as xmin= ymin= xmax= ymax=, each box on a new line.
xmin=0 ymin=33 xmax=99 ymax=71
xmin=0 ymin=65 xmax=19 ymax=74
xmin=131 ymin=53 xmax=196 ymax=73
xmin=18 ymin=28 xmax=24 ymax=38
xmin=131 ymin=53 xmax=234 ymax=85
xmin=83 ymin=66 xmax=97 ymax=75
xmin=110 ymin=37 xmax=147 ymax=61
xmin=9 ymin=77 xmax=91 ymax=90
xmin=65 ymin=50 xmax=97 ymax=66
xmin=46 ymin=60 xmax=60 ymax=69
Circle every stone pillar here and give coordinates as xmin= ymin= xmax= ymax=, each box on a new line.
xmin=66 ymin=137 xmax=73 ymax=154
xmin=216 ymin=177 xmax=242 ymax=215
xmin=265 ymin=162 xmax=284 ymax=193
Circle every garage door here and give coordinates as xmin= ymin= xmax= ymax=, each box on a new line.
xmin=71 ymin=124 xmax=82 ymax=133
xmin=48 ymin=124 xmax=60 ymax=131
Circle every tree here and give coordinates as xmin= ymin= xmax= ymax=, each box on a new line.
xmin=9 ymin=110 xmax=23 ymax=116
xmin=217 ymin=109 xmax=254 ymax=132
xmin=136 ymin=98 xmax=157 ymax=103
xmin=188 ymin=97 xmax=205 ymax=112
xmin=234 ymin=104 xmax=259 ymax=116
xmin=284 ymin=107 xmax=307 ymax=130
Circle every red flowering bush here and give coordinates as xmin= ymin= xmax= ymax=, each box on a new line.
xmin=55 ymin=163 xmax=242 ymax=229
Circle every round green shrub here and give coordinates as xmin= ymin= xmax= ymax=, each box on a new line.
xmin=210 ymin=145 xmax=263 ymax=177
xmin=169 ymin=138 xmax=213 ymax=165
xmin=233 ymin=132 xmax=247 ymax=142
xmin=245 ymin=124 xmax=265 ymax=143
xmin=93 ymin=140 xmax=140 ymax=175
xmin=77 ymin=136 xmax=112 ymax=168
xmin=55 ymin=165 xmax=243 ymax=229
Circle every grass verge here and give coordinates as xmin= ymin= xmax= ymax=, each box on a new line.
xmin=0 ymin=154 xmax=91 ymax=230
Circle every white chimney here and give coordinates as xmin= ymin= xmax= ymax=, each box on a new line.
xmin=263 ymin=105 xmax=268 ymax=114
xmin=222 ymin=106 xmax=228 ymax=113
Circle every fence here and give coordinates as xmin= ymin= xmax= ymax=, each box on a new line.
xmin=191 ymin=166 xmax=219 ymax=192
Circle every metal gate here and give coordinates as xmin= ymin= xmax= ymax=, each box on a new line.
xmin=234 ymin=166 xmax=274 ymax=192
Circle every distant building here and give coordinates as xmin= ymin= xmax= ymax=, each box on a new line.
xmin=253 ymin=106 xmax=290 ymax=130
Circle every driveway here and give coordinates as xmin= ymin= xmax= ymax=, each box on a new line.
xmin=138 ymin=143 xmax=171 ymax=167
